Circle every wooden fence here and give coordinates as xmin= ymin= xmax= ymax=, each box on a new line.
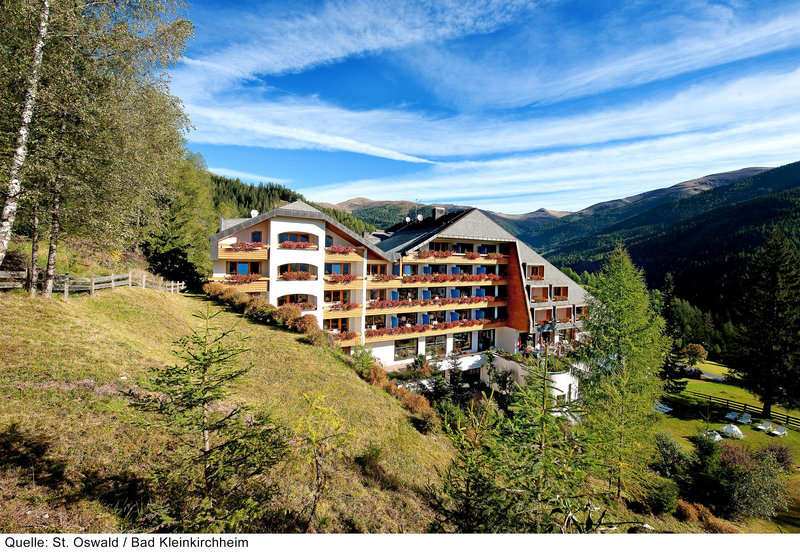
xmin=0 ymin=269 xmax=185 ymax=301
xmin=684 ymin=390 xmax=800 ymax=430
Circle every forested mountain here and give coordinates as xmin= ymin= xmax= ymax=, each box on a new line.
xmin=518 ymin=167 xmax=769 ymax=249
xmin=210 ymin=175 xmax=375 ymax=235
xmin=545 ymin=161 xmax=800 ymax=316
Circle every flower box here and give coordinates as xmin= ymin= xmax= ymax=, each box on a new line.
xmin=326 ymin=273 xmax=358 ymax=284
xmin=329 ymin=302 xmax=361 ymax=311
xmin=486 ymin=253 xmax=505 ymax=260
xmin=531 ymin=296 xmax=548 ymax=303
xmin=334 ymin=331 xmax=358 ymax=341
xmin=371 ymin=274 xmax=396 ymax=282
xmin=553 ymin=295 xmax=568 ymax=302
xmin=224 ymin=273 xmax=261 ymax=285
xmin=280 ymin=271 xmax=314 ymax=281
xmin=465 ymin=251 xmax=481 ymax=260
xmin=227 ymin=241 xmax=264 ymax=252
xmin=286 ymin=301 xmax=317 ymax=311
xmin=279 ymin=240 xmax=315 ymax=249
xmin=326 ymin=245 xmax=357 ymax=255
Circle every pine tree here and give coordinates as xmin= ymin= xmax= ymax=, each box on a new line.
xmin=578 ymin=244 xmax=669 ymax=499
xmin=134 ymin=308 xmax=287 ymax=532
xmin=729 ymin=228 xmax=800 ymax=417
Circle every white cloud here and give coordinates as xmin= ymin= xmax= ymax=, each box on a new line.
xmin=207 ymin=167 xmax=290 ymax=184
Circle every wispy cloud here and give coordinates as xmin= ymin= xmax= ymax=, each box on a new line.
xmin=207 ymin=167 xmax=291 ymax=184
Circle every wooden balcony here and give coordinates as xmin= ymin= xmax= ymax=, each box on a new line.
xmin=364 ymin=321 xmax=505 ymax=344
xmin=209 ymin=276 xmax=270 ymax=293
xmin=365 ymin=299 xmax=507 ymax=316
xmin=217 ymin=245 xmax=270 ymax=260
xmin=402 ymin=253 xmax=509 ymax=265
xmin=324 ymin=247 xmax=365 ymax=263
xmin=322 ymin=305 xmax=364 ymax=319
xmin=366 ymin=277 xmax=508 ymax=289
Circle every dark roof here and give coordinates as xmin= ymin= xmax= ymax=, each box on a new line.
xmin=372 ymin=209 xmax=474 ymax=254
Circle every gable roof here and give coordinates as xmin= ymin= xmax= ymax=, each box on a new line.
xmin=209 ymin=199 xmax=394 ymax=260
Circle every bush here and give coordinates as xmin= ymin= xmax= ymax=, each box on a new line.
xmin=274 ymin=304 xmax=301 ymax=327
xmin=367 ymin=364 xmax=389 ymax=388
xmin=410 ymin=411 xmax=440 ymax=434
xmin=402 ymin=392 xmax=432 ymax=415
xmin=219 ymin=287 xmax=240 ymax=305
xmin=674 ymin=499 xmax=698 ymax=523
xmin=643 ymin=476 xmax=679 ymax=515
xmin=681 ymin=343 xmax=708 ymax=366
xmin=651 ymin=432 xmax=693 ymax=489
xmin=292 ymin=314 xmax=319 ymax=334
xmin=306 ymin=328 xmax=336 ymax=348
xmin=231 ymin=293 xmax=251 ymax=313
xmin=202 ymin=282 xmax=226 ymax=299
xmin=244 ymin=298 xmax=276 ymax=323
xmin=759 ymin=443 xmax=793 ymax=471
xmin=702 ymin=517 xmax=738 ymax=534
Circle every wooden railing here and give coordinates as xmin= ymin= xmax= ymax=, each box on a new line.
xmin=0 ymin=269 xmax=185 ymax=301
xmin=682 ymin=390 xmax=800 ymax=429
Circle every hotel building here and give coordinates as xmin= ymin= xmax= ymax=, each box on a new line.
xmin=209 ymin=200 xmax=589 ymax=378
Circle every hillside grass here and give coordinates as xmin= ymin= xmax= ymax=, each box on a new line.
xmin=0 ymin=288 xmax=452 ymax=532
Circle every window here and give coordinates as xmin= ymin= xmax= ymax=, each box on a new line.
xmin=365 ymin=315 xmax=385 ymax=329
xmin=430 ymin=264 xmax=447 ymax=274
xmin=553 ymin=286 xmax=568 ymax=298
xmin=325 ymin=235 xmax=333 ymax=247
xmin=394 ymin=338 xmax=418 ymax=360
xmin=324 ymin=290 xmax=350 ymax=303
xmin=428 ymin=311 xmax=446 ymax=325
xmin=397 ymin=312 xmax=417 ymax=326
xmin=454 ymin=309 xmax=470 ymax=321
xmin=397 ymin=288 xmax=417 ymax=300
xmin=248 ymin=262 xmax=260 ymax=274
xmin=278 ymin=232 xmax=310 ymax=243
xmin=325 ymin=263 xmax=350 ymax=275
xmin=429 ymin=242 xmax=449 ymax=251
xmin=279 ymin=294 xmax=310 ymax=306
xmin=367 ymin=263 xmax=386 ymax=276
xmin=368 ymin=289 xmax=386 ymax=301
xmin=280 ymin=263 xmax=310 ymax=272
xmin=425 ymin=335 xmax=446 ymax=357
xmin=453 ymin=332 xmax=472 ymax=353
xmin=227 ymin=262 xmax=236 ymax=274
xmin=478 ymin=330 xmax=495 ymax=352
xmin=251 ymin=231 xmax=262 ymax=243
xmin=529 ymin=266 xmax=544 ymax=279
xmin=324 ymin=318 xmax=349 ymax=332
xmin=402 ymin=264 xmax=418 ymax=276
xmin=429 ymin=287 xmax=446 ymax=299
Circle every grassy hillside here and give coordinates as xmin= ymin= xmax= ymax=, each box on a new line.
xmin=0 ymin=288 xmax=451 ymax=532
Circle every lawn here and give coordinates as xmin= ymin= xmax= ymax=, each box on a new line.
xmin=659 ymin=371 xmax=800 ymax=533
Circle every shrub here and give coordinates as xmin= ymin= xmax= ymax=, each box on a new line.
xmin=411 ymin=411 xmax=440 ymax=434
xmin=367 ymin=364 xmax=389 ymax=388
xmin=202 ymin=282 xmax=226 ymax=298
xmin=674 ymin=499 xmax=698 ymax=523
xmin=759 ymin=443 xmax=793 ymax=471
xmin=292 ymin=314 xmax=319 ymax=334
xmin=219 ymin=287 xmax=241 ymax=305
xmin=402 ymin=392 xmax=432 ymax=415
xmin=681 ymin=343 xmax=708 ymax=366
xmin=244 ymin=298 xmax=276 ymax=323
xmin=702 ymin=517 xmax=738 ymax=534
xmin=274 ymin=304 xmax=302 ymax=327
xmin=306 ymin=328 xmax=336 ymax=348
xmin=231 ymin=292 xmax=251 ymax=313
xmin=694 ymin=503 xmax=715 ymax=523
xmin=651 ymin=432 xmax=693 ymax=489
xmin=643 ymin=476 xmax=679 ymax=515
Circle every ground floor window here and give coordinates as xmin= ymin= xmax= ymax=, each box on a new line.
xmin=394 ymin=338 xmax=418 ymax=360
xmin=425 ymin=335 xmax=446 ymax=358
xmin=478 ymin=329 xmax=495 ymax=352
xmin=453 ymin=332 xmax=472 ymax=353
xmin=324 ymin=318 xmax=349 ymax=332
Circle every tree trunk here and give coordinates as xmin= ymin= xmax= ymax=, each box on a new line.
xmin=762 ymin=399 xmax=773 ymax=419
xmin=41 ymin=185 xmax=60 ymax=298
xmin=0 ymin=0 xmax=50 ymax=268
xmin=28 ymin=199 xmax=39 ymax=296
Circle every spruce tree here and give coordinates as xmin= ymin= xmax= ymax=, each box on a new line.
xmin=134 ymin=308 xmax=287 ymax=532
xmin=578 ymin=244 xmax=669 ymax=499
xmin=729 ymin=228 xmax=800 ymax=417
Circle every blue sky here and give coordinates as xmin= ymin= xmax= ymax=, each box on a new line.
xmin=173 ymin=0 xmax=800 ymax=213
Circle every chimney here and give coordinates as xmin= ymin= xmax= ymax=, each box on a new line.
xmin=433 ymin=207 xmax=446 ymax=220
xmin=250 ymin=209 xmax=258 ymax=218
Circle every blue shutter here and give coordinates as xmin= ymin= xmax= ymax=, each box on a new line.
xmin=450 ymin=289 xmax=459 ymax=299
xmin=404 ymin=265 xmax=412 ymax=275
xmin=422 ymin=289 xmax=431 ymax=300
xmin=391 ymin=290 xmax=399 ymax=301
xmin=391 ymin=316 xmax=398 ymax=328
xmin=476 ymin=267 xmax=486 ymax=275
xmin=451 ymin=266 xmax=459 ymax=275
xmin=475 ymin=288 xmax=485 ymax=297
xmin=393 ymin=264 xmax=400 ymax=276
xmin=423 ymin=266 xmax=431 ymax=275
xmin=478 ymin=245 xmax=487 ymax=254
xmin=237 ymin=262 xmax=248 ymax=275
xmin=450 ymin=312 xmax=458 ymax=322
xmin=422 ymin=314 xmax=430 ymax=325
xmin=475 ymin=310 xmax=485 ymax=319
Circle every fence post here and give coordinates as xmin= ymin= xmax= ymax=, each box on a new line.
xmin=90 ymin=276 xmax=95 ymax=296
xmin=141 ymin=274 xmax=146 ymax=288
xmin=63 ymin=276 xmax=69 ymax=302
xmin=128 ymin=273 xmax=132 ymax=287
xmin=111 ymin=273 xmax=115 ymax=290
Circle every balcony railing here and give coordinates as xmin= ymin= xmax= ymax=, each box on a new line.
xmin=403 ymin=251 xmax=508 ymax=264
xmin=218 ymin=242 xmax=270 ymax=260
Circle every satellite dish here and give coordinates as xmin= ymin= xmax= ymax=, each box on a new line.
xmin=250 ymin=209 xmax=258 ymax=218
xmin=416 ymin=214 xmax=424 ymax=221
xmin=405 ymin=217 xmax=411 ymax=223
